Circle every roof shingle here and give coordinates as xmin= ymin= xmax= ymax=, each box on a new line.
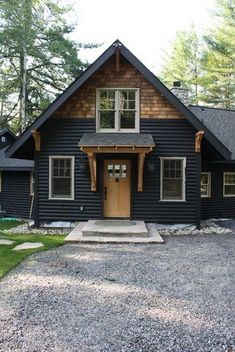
xmin=189 ymin=105 xmax=235 ymax=159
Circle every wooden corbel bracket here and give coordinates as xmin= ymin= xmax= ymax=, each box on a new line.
xmin=195 ymin=131 xmax=204 ymax=153
xmin=31 ymin=130 xmax=41 ymax=152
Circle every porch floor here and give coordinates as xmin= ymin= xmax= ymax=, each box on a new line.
xmin=65 ymin=221 xmax=164 ymax=243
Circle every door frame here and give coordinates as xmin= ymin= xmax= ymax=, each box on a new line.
xmin=103 ymin=158 xmax=131 ymax=219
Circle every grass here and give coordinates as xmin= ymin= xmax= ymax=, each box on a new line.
xmin=0 ymin=220 xmax=65 ymax=279
xmin=0 ymin=219 xmax=25 ymax=231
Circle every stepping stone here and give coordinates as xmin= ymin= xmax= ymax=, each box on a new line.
xmin=0 ymin=239 xmax=15 ymax=245
xmin=12 ymin=242 xmax=44 ymax=251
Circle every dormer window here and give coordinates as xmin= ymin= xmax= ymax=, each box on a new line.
xmin=96 ymin=88 xmax=139 ymax=132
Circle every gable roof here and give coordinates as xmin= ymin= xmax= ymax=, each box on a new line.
xmin=0 ymin=147 xmax=34 ymax=171
xmin=0 ymin=127 xmax=16 ymax=139
xmin=189 ymin=105 xmax=235 ymax=160
xmin=6 ymin=40 xmax=231 ymax=160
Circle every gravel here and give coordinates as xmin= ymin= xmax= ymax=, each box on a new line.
xmin=3 ymin=218 xmax=232 ymax=237
xmin=157 ymin=219 xmax=232 ymax=236
xmin=2 ymin=223 xmax=71 ymax=235
xmin=0 ymin=233 xmax=234 ymax=352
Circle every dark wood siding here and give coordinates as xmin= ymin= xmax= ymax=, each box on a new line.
xmin=132 ymin=119 xmax=199 ymax=223
xmin=201 ymin=163 xmax=235 ymax=219
xmin=37 ymin=118 xmax=199 ymax=224
xmin=0 ymin=171 xmax=33 ymax=218
xmin=38 ymin=118 xmax=102 ymax=221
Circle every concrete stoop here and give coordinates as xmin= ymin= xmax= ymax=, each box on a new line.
xmin=65 ymin=220 xmax=164 ymax=244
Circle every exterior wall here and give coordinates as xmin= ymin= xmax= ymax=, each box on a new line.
xmin=37 ymin=118 xmax=200 ymax=224
xmin=201 ymin=163 xmax=235 ymax=219
xmin=0 ymin=171 xmax=33 ymax=219
xmin=55 ymin=55 xmax=183 ymax=119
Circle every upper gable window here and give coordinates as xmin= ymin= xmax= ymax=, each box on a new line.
xmin=96 ymin=88 xmax=140 ymax=132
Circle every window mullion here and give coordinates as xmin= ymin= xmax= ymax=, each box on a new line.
xmin=115 ymin=90 xmax=119 ymax=131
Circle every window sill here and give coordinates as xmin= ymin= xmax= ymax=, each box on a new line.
xmin=159 ymin=199 xmax=186 ymax=202
xmin=97 ymin=129 xmax=139 ymax=133
xmin=48 ymin=197 xmax=75 ymax=201
xmin=223 ymin=194 xmax=235 ymax=197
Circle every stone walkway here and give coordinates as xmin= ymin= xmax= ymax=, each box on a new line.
xmin=0 ymin=238 xmax=44 ymax=250
xmin=12 ymin=242 xmax=44 ymax=251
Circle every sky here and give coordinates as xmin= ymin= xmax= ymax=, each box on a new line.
xmin=62 ymin=0 xmax=216 ymax=74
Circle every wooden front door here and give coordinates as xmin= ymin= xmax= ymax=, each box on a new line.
xmin=103 ymin=160 xmax=131 ymax=218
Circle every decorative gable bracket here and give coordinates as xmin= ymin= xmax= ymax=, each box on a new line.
xmin=195 ymin=131 xmax=204 ymax=153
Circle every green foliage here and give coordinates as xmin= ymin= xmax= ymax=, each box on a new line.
xmin=160 ymin=0 xmax=235 ymax=108
xmin=201 ymin=0 xmax=235 ymax=108
xmin=160 ymin=27 xmax=203 ymax=104
xmin=0 ymin=0 xmax=98 ymax=132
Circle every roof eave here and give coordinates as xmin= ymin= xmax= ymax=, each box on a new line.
xmin=0 ymin=167 xmax=34 ymax=171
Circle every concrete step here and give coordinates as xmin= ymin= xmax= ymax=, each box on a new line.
xmin=81 ymin=220 xmax=148 ymax=238
xmin=65 ymin=222 xmax=164 ymax=244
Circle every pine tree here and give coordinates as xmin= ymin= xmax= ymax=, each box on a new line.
xmin=160 ymin=27 xmax=203 ymax=104
xmin=0 ymin=0 xmax=97 ymax=132
xmin=201 ymin=0 xmax=235 ymax=108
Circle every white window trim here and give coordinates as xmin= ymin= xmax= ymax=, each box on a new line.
xmin=30 ymin=171 xmax=34 ymax=196
xmin=96 ymin=88 xmax=140 ymax=133
xmin=201 ymin=172 xmax=211 ymax=198
xmin=160 ymin=157 xmax=186 ymax=202
xmin=223 ymin=172 xmax=235 ymax=197
xmin=49 ymin=156 xmax=75 ymax=200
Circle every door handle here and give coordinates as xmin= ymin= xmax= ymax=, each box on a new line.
xmin=104 ymin=187 xmax=107 ymax=200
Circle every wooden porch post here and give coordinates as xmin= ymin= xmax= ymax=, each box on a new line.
xmin=138 ymin=153 xmax=145 ymax=192
xmin=87 ymin=152 xmax=97 ymax=191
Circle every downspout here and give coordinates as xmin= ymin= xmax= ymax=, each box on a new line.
xmin=31 ymin=130 xmax=41 ymax=228
xmin=196 ymin=153 xmax=201 ymax=229
xmin=34 ymin=151 xmax=39 ymax=228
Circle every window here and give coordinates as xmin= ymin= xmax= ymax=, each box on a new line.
xmin=30 ymin=172 xmax=34 ymax=196
xmin=223 ymin=172 xmax=235 ymax=197
xmin=160 ymin=157 xmax=186 ymax=201
xmin=49 ymin=156 xmax=74 ymax=200
xmin=1 ymin=136 xmax=6 ymax=142
xmin=96 ymin=88 xmax=139 ymax=132
xmin=107 ymin=163 xmax=127 ymax=179
xmin=201 ymin=173 xmax=211 ymax=198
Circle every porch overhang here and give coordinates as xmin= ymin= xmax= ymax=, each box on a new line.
xmin=78 ymin=133 xmax=155 ymax=192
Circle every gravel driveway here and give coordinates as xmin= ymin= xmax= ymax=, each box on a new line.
xmin=0 ymin=233 xmax=234 ymax=352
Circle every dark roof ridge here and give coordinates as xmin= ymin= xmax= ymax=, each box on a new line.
xmin=189 ymin=104 xmax=235 ymax=113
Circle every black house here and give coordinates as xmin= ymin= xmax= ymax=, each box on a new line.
xmin=5 ymin=41 xmax=235 ymax=227
xmin=0 ymin=128 xmax=34 ymax=219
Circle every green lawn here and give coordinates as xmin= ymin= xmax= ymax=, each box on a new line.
xmin=0 ymin=221 xmax=65 ymax=279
